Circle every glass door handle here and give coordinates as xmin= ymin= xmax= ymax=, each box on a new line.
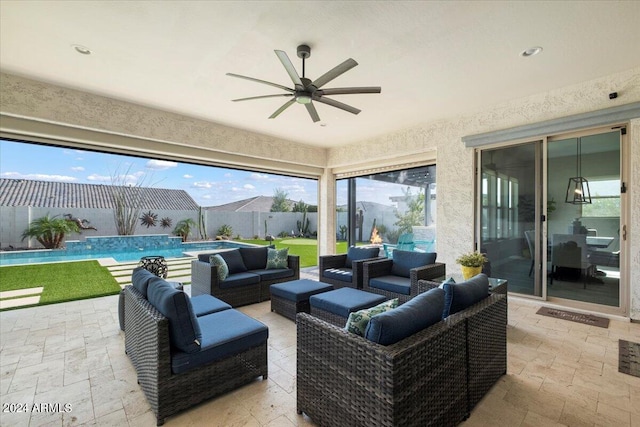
xmin=622 ymin=225 xmax=627 ymax=241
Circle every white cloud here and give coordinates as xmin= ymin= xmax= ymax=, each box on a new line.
xmin=71 ymin=166 xmax=85 ymax=172
xmin=87 ymin=173 xmax=111 ymax=182
xmin=183 ymin=174 xmax=193 ymax=179
xmin=0 ymin=172 xmax=76 ymax=182
xmin=146 ymin=159 xmax=178 ymax=170
xmin=201 ymin=194 xmax=211 ymax=199
xmin=192 ymin=181 xmax=212 ymax=189
xmin=249 ymin=173 xmax=269 ymax=181
xmin=224 ymin=172 xmax=232 ymax=178
xmin=243 ymin=184 xmax=255 ymax=190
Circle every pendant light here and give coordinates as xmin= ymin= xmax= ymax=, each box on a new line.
xmin=565 ymin=137 xmax=592 ymax=204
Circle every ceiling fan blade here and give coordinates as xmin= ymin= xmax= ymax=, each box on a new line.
xmin=305 ymin=103 xmax=321 ymax=123
xmin=313 ymin=96 xmax=361 ymax=115
xmin=232 ymin=94 xmax=293 ymax=102
xmin=318 ymin=87 xmax=381 ymax=95
xmin=274 ymin=50 xmax=303 ymax=88
xmin=226 ymin=73 xmax=294 ymax=92
xmin=311 ymin=58 xmax=358 ymax=89
xmin=269 ymin=99 xmax=296 ymax=119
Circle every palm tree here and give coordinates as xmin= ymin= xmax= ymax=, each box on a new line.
xmin=21 ymin=214 xmax=80 ymax=249
xmin=173 ymin=218 xmax=196 ymax=242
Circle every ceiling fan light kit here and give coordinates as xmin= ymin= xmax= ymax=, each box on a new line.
xmin=227 ymin=44 xmax=381 ymax=122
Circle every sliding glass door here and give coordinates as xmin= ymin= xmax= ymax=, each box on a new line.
xmin=477 ymin=128 xmax=624 ymax=311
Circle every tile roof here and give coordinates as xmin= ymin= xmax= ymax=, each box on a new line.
xmin=205 ymin=196 xmax=302 ymax=212
xmin=0 ymin=178 xmax=199 ymax=210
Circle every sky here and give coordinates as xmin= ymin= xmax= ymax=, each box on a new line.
xmin=0 ymin=139 xmax=402 ymax=207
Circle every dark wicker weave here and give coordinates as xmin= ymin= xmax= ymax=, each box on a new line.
xmin=123 ymin=286 xmax=268 ymax=426
xmin=452 ymin=294 xmax=507 ymax=411
xmin=190 ymin=254 xmax=299 ymax=307
xmin=318 ymin=254 xmax=382 ymax=289
xmin=270 ymin=295 xmax=310 ymax=321
xmin=363 ymin=259 xmax=446 ymax=304
xmin=296 ymin=312 xmax=469 ymax=427
xmin=309 ymin=306 xmax=348 ymax=327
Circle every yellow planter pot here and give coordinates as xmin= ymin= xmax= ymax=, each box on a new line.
xmin=461 ymin=266 xmax=482 ymax=280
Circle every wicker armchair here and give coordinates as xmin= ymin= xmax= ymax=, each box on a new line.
xmin=318 ymin=247 xmax=382 ymax=289
xmin=363 ymin=254 xmax=445 ymax=304
xmin=296 ymin=312 xmax=469 ymax=427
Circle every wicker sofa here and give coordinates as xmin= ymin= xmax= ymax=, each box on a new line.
xmin=124 ymin=268 xmax=269 ymax=425
xmin=191 ymin=246 xmax=300 ymax=306
xmin=297 ymin=274 xmax=507 ymax=426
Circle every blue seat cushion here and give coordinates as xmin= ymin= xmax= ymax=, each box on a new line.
xmin=240 ymin=246 xmax=268 ymax=270
xmin=190 ymin=295 xmax=231 ymax=317
xmin=131 ymin=267 xmax=156 ymax=298
xmin=369 ymin=275 xmax=411 ymax=295
xmin=250 ymin=268 xmax=294 ymax=281
xmin=443 ymin=273 xmax=489 ymax=318
xmin=310 ymin=288 xmax=387 ymax=318
xmin=270 ymin=279 xmax=333 ymax=302
xmin=146 ymin=279 xmax=202 ymax=353
xmin=390 ymin=250 xmax=437 ymax=278
xmin=322 ymin=267 xmax=353 ymax=283
xmin=172 ymin=309 xmax=269 ymax=374
xmin=345 ymin=246 xmax=380 ymax=267
xmin=365 ymin=287 xmax=445 ymax=345
xmin=219 ymin=272 xmax=260 ymax=289
xmin=219 ymin=249 xmax=248 ymax=274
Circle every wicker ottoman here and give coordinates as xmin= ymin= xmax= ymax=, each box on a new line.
xmin=309 ymin=288 xmax=387 ymax=327
xmin=270 ymin=279 xmax=333 ymax=321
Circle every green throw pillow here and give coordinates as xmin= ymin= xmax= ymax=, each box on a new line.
xmin=209 ymin=254 xmax=229 ymax=282
xmin=266 ymin=247 xmax=289 ymax=269
xmin=345 ymin=298 xmax=399 ymax=336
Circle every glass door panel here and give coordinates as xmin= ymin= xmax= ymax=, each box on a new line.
xmin=546 ymin=131 xmax=621 ymax=306
xmin=479 ymin=143 xmax=540 ymax=296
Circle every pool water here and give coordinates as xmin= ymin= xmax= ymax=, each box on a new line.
xmin=0 ymin=240 xmax=247 ymax=266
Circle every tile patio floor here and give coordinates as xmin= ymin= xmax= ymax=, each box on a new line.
xmin=1 ymin=267 xmax=639 ymax=426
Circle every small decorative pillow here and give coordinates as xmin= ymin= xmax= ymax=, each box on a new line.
xmin=209 ymin=254 xmax=229 ymax=281
xmin=266 ymin=247 xmax=289 ymax=269
xmin=345 ymin=298 xmax=399 ymax=336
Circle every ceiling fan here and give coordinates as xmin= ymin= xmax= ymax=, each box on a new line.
xmin=226 ymin=44 xmax=381 ymax=123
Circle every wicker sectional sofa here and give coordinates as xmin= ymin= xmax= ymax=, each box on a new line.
xmin=124 ymin=268 xmax=269 ymax=425
xmin=191 ymin=246 xmax=300 ymax=306
xmin=297 ymin=274 xmax=507 ymax=427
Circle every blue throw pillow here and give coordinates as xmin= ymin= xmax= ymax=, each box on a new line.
xmin=390 ymin=250 xmax=437 ymax=278
xmin=345 ymin=246 xmax=380 ymax=268
xmin=439 ymin=277 xmax=456 ymax=317
xmin=365 ymin=288 xmax=444 ymax=345
xmin=209 ymin=254 xmax=229 ymax=282
xmin=219 ymin=249 xmax=248 ymax=274
xmin=442 ymin=273 xmax=489 ymax=318
xmin=266 ymin=247 xmax=289 ymax=269
xmin=147 ymin=280 xmax=202 ymax=353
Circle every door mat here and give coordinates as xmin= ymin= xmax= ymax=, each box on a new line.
xmin=536 ymin=307 xmax=609 ymax=328
xmin=619 ymin=340 xmax=640 ymax=378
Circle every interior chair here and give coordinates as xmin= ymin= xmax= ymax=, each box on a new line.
xmin=319 ymin=246 xmax=383 ymax=289
xmin=551 ymin=234 xmax=596 ymax=288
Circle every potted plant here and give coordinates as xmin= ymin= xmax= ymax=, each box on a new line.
xmin=456 ymin=251 xmax=487 ymax=280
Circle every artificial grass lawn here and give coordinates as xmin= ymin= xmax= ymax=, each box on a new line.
xmin=0 ymin=260 xmax=120 ymax=309
xmin=238 ymin=238 xmax=348 ymax=268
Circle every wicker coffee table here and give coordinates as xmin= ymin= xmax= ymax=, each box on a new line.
xmin=270 ymin=279 xmax=333 ymax=321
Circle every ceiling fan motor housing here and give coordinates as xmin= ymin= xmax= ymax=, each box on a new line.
xmin=297 ymin=44 xmax=311 ymax=59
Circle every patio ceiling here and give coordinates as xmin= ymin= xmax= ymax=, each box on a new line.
xmin=1 ymin=1 xmax=639 ymax=149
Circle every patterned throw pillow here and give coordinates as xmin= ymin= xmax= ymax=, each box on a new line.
xmin=209 ymin=254 xmax=229 ymax=282
xmin=266 ymin=247 xmax=289 ymax=269
xmin=345 ymin=298 xmax=399 ymax=336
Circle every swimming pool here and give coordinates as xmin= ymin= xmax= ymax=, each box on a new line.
xmin=0 ymin=238 xmax=250 ymax=266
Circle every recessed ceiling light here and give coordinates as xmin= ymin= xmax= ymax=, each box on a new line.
xmin=72 ymin=44 xmax=92 ymax=55
xmin=520 ymin=46 xmax=543 ymax=57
